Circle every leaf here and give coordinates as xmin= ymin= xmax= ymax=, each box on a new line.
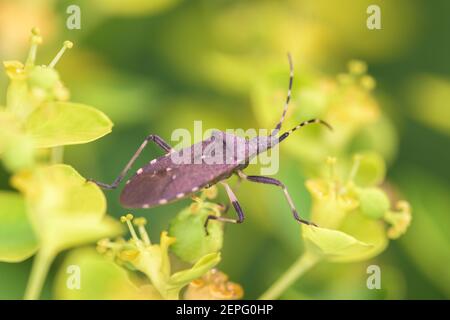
xmin=54 ymin=248 xmax=161 ymax=299
xmin=302 ymin=224 xmax=374 ymax=262
xmin=0 ymin=192 xmax=38 ymax=262
xmin=11 ymin=164 xmax=122 ymax=252
xmin=25 ymin=102 xmax=113 ymax=148
xmin=48 ymin=216 xmax=124 ymax=253
xmin=337 ymin=211 xmax=388 ymax=262
xmin=170 ymin=252 xmax=221 ymax=287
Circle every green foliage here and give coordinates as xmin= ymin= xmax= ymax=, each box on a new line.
xmin=0 ymin=29 xmax=112 ymax=172
xmin=0 ymin=16 xmax=425 ymax=300
xmin=0 ymin=30 xmax=119 ymax=300
xmin=11 ymin=165 xmax=123 ymax=253
xmin=54 ymin=248 xmax=162 ymax=299
xmin=302 ymin=155 xmax=397 ymax=263
xmin=0 ymin=192 xmax=38 ymax=262
xmin=25 ymin=102 xmax=112 ymax=148
xmin=302 ymin=224 xmax=373 ymax=260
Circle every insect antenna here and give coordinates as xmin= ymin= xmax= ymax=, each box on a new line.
xmin=278 ymin=119 xmax=333 ymax=143
xmin=272 ymin=53 xmax=294 ymax=135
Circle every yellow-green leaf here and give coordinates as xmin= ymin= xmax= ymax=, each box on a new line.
xmin=336 ymin=212 xmax=388 ymax=262
xmin=0 ymin=192 xmax=38 ymax=262
xmin=25 ymin=102 xmax=113 ymax=148
xmin=11 ymin=164 xmax=122 ymax=252
xmin=302 ymin=224 xmax=372 ymax=261
xmin=170 ymin=252 xmax=221 ymax=286
xmin=54 ymin=248 xmax=161 ymax=299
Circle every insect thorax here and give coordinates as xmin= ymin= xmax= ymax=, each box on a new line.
xmin=205 ymin=131 xmax=279 ymax=164
xmin=168 ymin=131 xmax=278 ymax=166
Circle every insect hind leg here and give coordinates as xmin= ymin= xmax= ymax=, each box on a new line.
xmin=87 ymin=134 xmax=173 ymax=190
xmin=238 ymin=171 xmax=316 ymax=226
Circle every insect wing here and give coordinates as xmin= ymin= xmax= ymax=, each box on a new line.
xmin=120 ymin=162 xmax=236 ymax=208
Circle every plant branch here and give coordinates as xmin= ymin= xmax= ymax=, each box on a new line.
xmin=24 ymin=247 xmax=55 ymax=300
xmin=50 ymin=146 xmax=64 ymax=164
xmin=259 ymin=251 xmax=320 ymax=300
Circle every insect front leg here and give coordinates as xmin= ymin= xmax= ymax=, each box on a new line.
xmin=87 ymin=134 xmax=174 ymax=190
xmin=237 ymin=171 xmax=316 ymax=226
xmin=204 ymin=181 xmax=245 ymax=235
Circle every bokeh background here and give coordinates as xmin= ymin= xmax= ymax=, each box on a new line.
xmin=0 ymin=0 xmax=449 ymax=299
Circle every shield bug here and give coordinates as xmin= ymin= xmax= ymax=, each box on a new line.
xmin=87 ymin=54 xmax=332 ymax=229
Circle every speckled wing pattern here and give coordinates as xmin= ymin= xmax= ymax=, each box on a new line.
xmin=120 ymin=137 xmax=239 ymax=208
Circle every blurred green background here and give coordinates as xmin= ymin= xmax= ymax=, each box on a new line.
xmin=0 ymin=0 xmax=449 ymax=299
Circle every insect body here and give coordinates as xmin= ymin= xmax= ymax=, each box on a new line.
xmin=88 ymin=55 xmax=332 ymax=228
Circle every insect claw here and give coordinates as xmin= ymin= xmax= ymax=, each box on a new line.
xmin=295 ymin=217 xmax=318 ymax=227
xmin=203 ymin=223 xmax=210 ymax=236
xmin=203 ymin=216 xmax=213 ymax=236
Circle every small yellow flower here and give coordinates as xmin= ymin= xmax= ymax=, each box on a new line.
xmin=184 ymin=269 xmax=243 ymax=300
xmin=99 ymin=214 xmax=221 ymax=300
xmin=384 ymin=201 xmax=412 ymax=239
xmin=302 ymin=154 xmax=411 ymax=263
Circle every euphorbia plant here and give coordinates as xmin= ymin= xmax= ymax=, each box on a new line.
xmin=0 ymin=28 xmax=112 ymax=171
xmin=0 ymin=29 xmax=119 ymax=300
xmin=260 ymin=153 xmax=411 ymax=299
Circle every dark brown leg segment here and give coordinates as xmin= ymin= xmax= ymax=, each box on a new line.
xmin=238 ymin=171 xmax=316 ymax=226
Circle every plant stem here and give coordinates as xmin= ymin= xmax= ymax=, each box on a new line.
xmin=24 ymin=247 xmax=55 ymax=300
xmin=51 ymin=146 xmax=64 ymax=164
xmin=259 ymin=251 xmax=320 ymax=300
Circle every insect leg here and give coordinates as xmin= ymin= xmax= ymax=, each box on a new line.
xmin=237 ymin=171 xmax=316 ymax=226
xmin=87 ymin=134 xmax=173 ymax=189
xmin=218 ymin=174 xmax=244 ymax=214
xmin=204 ymin=182 xmax=245 ymax=235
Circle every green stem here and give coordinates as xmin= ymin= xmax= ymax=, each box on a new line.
xmin=24 ymin=247 xmax=55 ymax=300
xmin=50 ymin=146 xmax=64 ymax=164
xmin=259 ymin=251 xmax=320 ymax=300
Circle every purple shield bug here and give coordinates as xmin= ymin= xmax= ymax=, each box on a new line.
xmin=87 ymin=54 xmax=332 ymax=230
